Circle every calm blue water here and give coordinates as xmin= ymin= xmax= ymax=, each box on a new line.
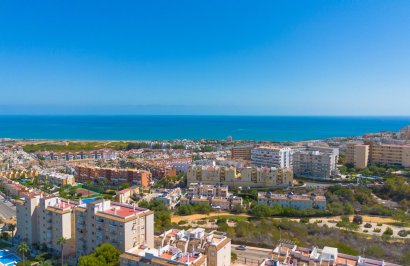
xmin=0 ymin=115 xmax=409 ymax=141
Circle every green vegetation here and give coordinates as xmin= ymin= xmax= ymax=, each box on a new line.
xmin=138 ymin=200 xmax=171 ymax=233
xmin=23 ymin=141 xmax=187 ymax=153
xmin=326 ymin=185 xmax=398 ymax=216
xmin=341 ymin=163 xmax=401 ymax=178
xmin=176 ymin=204 xmax=212 ymax=216
xmin=383 ymin=227 xmax=393 ymax=236
xmin=78 ymin=243 xmax=121 ymax=266
xmin=153 ymin=174 xmax=184 ymax=189
xmin=336 ymin=216 xmax=359 ymax=231
xmin=18 ymin=242 xmax=29 ymax=266
xmin=373 ymin=176 xmax=410 ymax=211
xmin=215 ymin=218 xmax=408 ymax=265
xmin=248 ymin=203 xmax=327 ymax=218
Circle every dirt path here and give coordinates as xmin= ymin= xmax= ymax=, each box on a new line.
xmin=172 ymin=213 xmax=398 ymax=224
xmin=172 ymin=212 xmax=250 ymax=223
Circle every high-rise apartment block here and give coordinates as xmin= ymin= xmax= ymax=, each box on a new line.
xmin=292 ymin=150 xmax=337 ymax=179
xmin=346 ymin=141 xmax=410 ymax=168
xmin=345 ymin=143 xmax=369 ymax=169
xmin=369 ymin=143 xmax=410 ymax=167
xmin=16 ymin=195 xmax=76 ymax=256
xmin=251 ymin=146 xmax=292 ymax=168
xmin=231 ymin=145 xmax=253 ymax=160
xmin=187 ymin=165 xmax=293 ymax=188
xmin=400 ymin=125 xmax=410 ymax=140
xmin=74 ymin=199 xmax=154 ymax=257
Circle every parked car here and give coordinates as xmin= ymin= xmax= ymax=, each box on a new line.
xmin=236 ymin=245 xmax=247 ymax=250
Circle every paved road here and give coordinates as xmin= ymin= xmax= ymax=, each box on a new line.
xmin=0 ymin=194 xmax=16 ymax=219
xmin=232 ymin=244 xmax=271 ymax=263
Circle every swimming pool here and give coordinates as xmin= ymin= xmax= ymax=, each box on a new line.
xmin=0 ymin=250 xmax=20 ymax=266
xmin=81 ymin=197 xmax=100 ymax=204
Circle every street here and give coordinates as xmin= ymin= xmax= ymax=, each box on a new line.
xmin=0 ymin=194 xmax=16 ymax=219
xmin=232 ymin=244 xmax=271 ymax=264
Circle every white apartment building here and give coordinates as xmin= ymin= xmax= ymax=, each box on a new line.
xmin=74 ymin=199 xmax=154 ymax=257
xmin=187 ymin=165 xmax=293 ymax=188
xmin=292 ymin=150 xmax=338 ymax=179
xmin=251 ymin=146 xmax=292 ymax=168
xmin=120 ymin=228 xmax=231 ymax=266
xmin=258 ymin=192 xmax=326 ymax=210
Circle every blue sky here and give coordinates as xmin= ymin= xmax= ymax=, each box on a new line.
xmin=0 ymin=0 xmax=409 ymax=115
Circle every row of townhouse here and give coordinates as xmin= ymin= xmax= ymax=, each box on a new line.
xmin=346 ymin=141 xmax=410 ymax=169
xmin=0 ymin=169 xmax=38 ymax=179
xmin=120 ymin=228 xmax=231 ymax=266
xmin=257 ymin=192 xmax=327 ymax=210
xmin=260 ymin=243 xmax=399 ymax=266
xmin=38 ymin=170 xmax=75 ymax=186
xmin=180 ymin=183 xmax=243 ymax=211
xmin=38 ymin=150 xmax=118 ymax=161
xmin=16 ymin=194 xmax=232 ymax=266
xmin=187 ymin=165 xmax=293 ymax=188
xmin=0 ymin=176 xmax=33 ymax=197
xmin=132 ymin=159 xmax=177 ymax=179
xmin=74 ymin=165 xmax=151 ymax=188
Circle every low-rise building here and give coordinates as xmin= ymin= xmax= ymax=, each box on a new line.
xmin=262 ymin=243 xmax=400 ymax=266
xmin=38 ymin=170 xmax=75 ymax=185
xmin=257 ymin=192 xmax=326 ymax=210
xmin=120 ymin=227 xmax=231 ymax=266
xmin=154 ymin=188 xmax=182 ymax=209
xmin=75 ymin=165 xmax=151 ymax=188
xmin=116 ymin=186 xmax=140 ymax=204
xmin=181 ymin=183 xmax=242 ymax=211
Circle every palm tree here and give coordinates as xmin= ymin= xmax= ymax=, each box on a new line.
xmin=39 ymin=260 xmax=53 ymax=266
xmin=18 ymin=242 xmax=29 ymax=265
xmin=8 ymin=224 xmax=16 ymax=246
xmin=57 ymin=236 xmax=67 ymax=266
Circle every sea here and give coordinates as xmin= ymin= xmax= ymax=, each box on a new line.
xmin=0 ymin=115 xmax=409 ymax=141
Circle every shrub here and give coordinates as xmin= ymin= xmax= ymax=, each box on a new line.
xmin=383 ymin=227 xmax=394 ymax=236
xmin=377 ymin=223 xmax=383 ymax=226
xmin=363 ymin=230 xmax=368 ymax=233
xmin=364 ymin=223 xmax=372 ymax=228
xmin=353 ymin=215 xmax=363 ymax=224
xmin=398 ymin=230 xmax=408 ymax=237
xmin=178 ymin=220 xmax=187 ymax=225
xmin=373 ymin=228 xmax=381 ymax=233
xmin=300 ymin=217 xmax=309 ymax=224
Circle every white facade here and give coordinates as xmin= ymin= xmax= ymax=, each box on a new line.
xmin=251 ymin=146 xmax=292 ymax=168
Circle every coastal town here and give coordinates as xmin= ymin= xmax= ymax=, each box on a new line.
xmin=0 ymin=125 xmax=409 ymax=265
